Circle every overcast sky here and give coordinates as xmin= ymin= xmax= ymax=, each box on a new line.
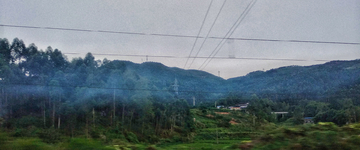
xmin=1 ymin=0 xmax=359 ymax=79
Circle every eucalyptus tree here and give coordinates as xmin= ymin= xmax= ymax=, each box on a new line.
xmin=10 ymin=38 xmax=26 ymax=63
xmin=0 ymin=38 xmax=11 ymax=65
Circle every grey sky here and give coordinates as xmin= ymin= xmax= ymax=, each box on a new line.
xmin=1 ymin=0 xmax=359 ymax=79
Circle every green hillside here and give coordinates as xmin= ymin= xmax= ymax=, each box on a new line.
xmin=227 ymin=60 xmax=360 ymax=101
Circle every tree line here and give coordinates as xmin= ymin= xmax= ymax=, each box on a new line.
xmin=0 ymin=38 xmax=194 ymax=142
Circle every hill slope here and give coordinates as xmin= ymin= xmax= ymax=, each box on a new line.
xmin=226 ymin=60 xmax=360 ymax=101
xmin=98 ymin=61 xmax=227 ymax=103
xmin=99 ymin=59 xmax=360 ymax=103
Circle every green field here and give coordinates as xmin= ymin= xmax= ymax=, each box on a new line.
xmin=155 ymin=109 xmax=255 ymax=149
xmin=161 ymin=140 xmax=242 ymax=150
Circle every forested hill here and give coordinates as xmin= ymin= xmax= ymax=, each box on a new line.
xmin=226 ymin=60 xmax=360 ymax=101
xmin=0 ymin=37 xmax=227 ymax=105
xmin=102 ymin=59 xmax=360 ymax=103
xmin=96 ymin=59 xmax=360 ymax=103
xmin=0 ymin=38 xmax=359 ymax=104
xmin=130 ymin=59 xmax=360 ymax=102
xmin=101 ymin=61 xmax=227 ymax=103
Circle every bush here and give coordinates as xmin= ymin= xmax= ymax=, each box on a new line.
xmin=105 ymin=128 xmax=127 ymax=142
xmin=253 ymin=123 xmax=360 ymax=150
xmin=15 ymin=116 xmax=42 ymax=128
xmin=4 ymin=138 xmax=52 ymax=150
xmin=13 ymin=126 xmax=39 ymax=137
xmin=66 ymin=138 xmax=115 ymax=150
xmin=38 ymin=128 xmax=62 ymax=143
xmin=0 ymin=132 xmax=9 ymax=146
xmin=218 ymin=118 xmax=231 ymax=128
xmin=144 ymin=134 xmax=159 ymax=143
xmin=125 ymin=132 xmax=139 ymax=143
xmin=13 ymin=128 xmax=24 ymax=137
xmin=171 ymin=135 xmax=183 ymax=142
xmin=146 ymin=145 xmax=157 ymax=150
xmin=90 ymin=128 xmax=101 ymax=139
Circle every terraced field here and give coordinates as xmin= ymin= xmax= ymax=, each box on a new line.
xmin=158 ymin=109 xmax=257 ymax=149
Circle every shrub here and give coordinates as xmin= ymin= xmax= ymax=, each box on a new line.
xmin=146 ymin=145 xmax=157 ymax=150
xmin=15 ymin=116 xmax=42 ymax=128
xmin=105 ymin=128 xmax=127 ymax=142
xmin=4 ymin=138 xmax=52 ymax=150
xmin=38 ymin=128 xmax=62 ymax=143
xmin=66 ymin=138 xmax=115 ymax=150
xmin=0 ymin=132 xmax=9 ymax=146
xmin=13 ymin=128 xmax=24 ymax=137
xmin=13 ymin=126 xmax=39 ymax=137
xmin=90 ymin=128 xmax=101 ymax=139
xmin=125 ymin=132 xmax=139 ymax=143
xmin=144 ymin=134 xmax=159 ymax=143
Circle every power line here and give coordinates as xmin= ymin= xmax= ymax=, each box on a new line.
xmin=1 ymin=24 xmax=359 ymax=45
xmin=183 ymin=0 xmax=214 ymax=69
xmin=188 ymin=0 xmax=228 ymax=69
xmin=73 ymin=53 xmax=330 ymax=62
xmin=2 ymin=82 xmax=229 ymax=94
xmin=199 ymin=0 xmax=258 ymax=70
xmin=0 ymin=24 xmax=198 ymax=38
xmin=226 ymin=37 xmax=360 ymax=45
xmin=4 ymin=82 xmax=357 ymax=99
xmin=201 ymin=0 xmax=258 ymax=70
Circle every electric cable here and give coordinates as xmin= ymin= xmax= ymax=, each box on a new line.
xmin=67 ymin=53 xmax=331 ymax=62
xmin=187 ymin=0 xmax=228 ymax=69
xmin=1 ymin=24 xmax=358 ymax=45
xmin=198 ymin=0 xmax=257 ymax=70
xmin=183 ymin=0 xmax=213 ymax=69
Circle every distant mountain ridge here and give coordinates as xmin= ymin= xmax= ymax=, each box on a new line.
xmin=113 ymin=61 xmax=226 ymax=103
xmin=123 ymin=59 xmax=360 ymax=102
xmin=226 ymin=60 xmax=360 ymax=100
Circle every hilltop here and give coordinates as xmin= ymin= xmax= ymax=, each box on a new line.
xmin=226 ymin=60 xmax=360 ymax=101
xmin=102 ymin=59 xmax=360 ymax=103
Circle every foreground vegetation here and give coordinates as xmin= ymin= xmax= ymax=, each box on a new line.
xmin=1 ymin=95 xmax=360 ymax=149
xmin=241 ymin=122 xmax=360 ymax=150
xmin=2 ymin=108 xmax=360 ymax=150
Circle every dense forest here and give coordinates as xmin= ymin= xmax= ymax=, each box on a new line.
xmin=0 ymin=37 xmax=360 ymax=149
xmin=0 ymin=37 xmax=196 ymax=142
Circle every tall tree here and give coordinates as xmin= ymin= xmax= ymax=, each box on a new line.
xmin=10 ymin=38 xmax=26 ymax=62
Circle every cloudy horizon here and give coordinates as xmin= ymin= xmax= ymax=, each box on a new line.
xmin=1 ymin=0 xmax=359 ymax=79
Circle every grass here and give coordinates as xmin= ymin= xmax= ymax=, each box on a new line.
xmin=158 ymin=109 xmax=254 ymax=149
xmin=181 ymin=109 xmax=257 ymax=149
xmin=159 ymin=139 xmax=251 ymax=150
xmin=163 ymin=142 xmax=231 ymax=150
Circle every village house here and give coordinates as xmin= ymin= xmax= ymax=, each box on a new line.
xmin=229 ymin=106 xmax=241 ymax=110
xmin=228 ymin=103 xmax=249 ymax=111
xmin=304 ymin=117 xmax=314 ymax=124
xmin=216 ymin=105 xmax=225 ymax=109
